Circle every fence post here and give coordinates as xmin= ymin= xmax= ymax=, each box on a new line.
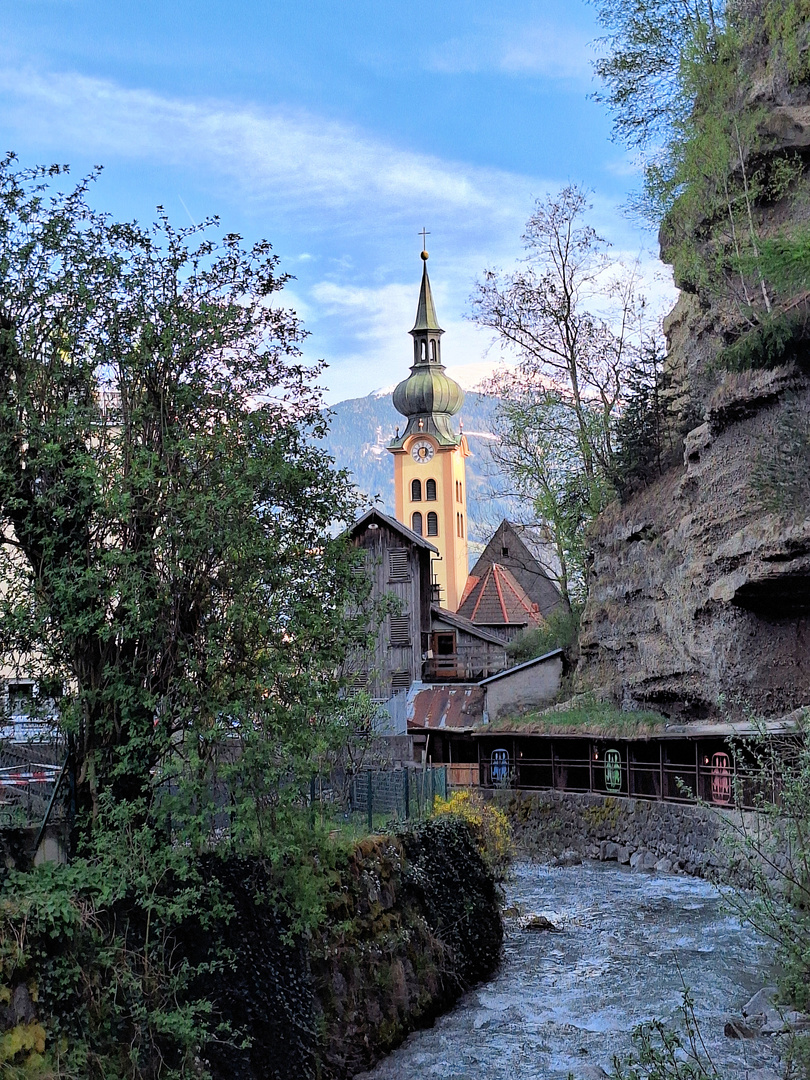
xmin=429 ymin=766 xmax=434 ymax=814
xmin=443 ymin=765 xmax=448 ymax=799
xmin=367 ymin=769 xmax=373 ymax=833
xmin=403 ymin=768 xmax=410 ymax=821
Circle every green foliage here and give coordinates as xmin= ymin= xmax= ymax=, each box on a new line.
xmin=0 ymin=155 xmax=371 ymax=823
xmin=0 ymin=156 xmax=377 ymax=1078
xmin=507 ymin=606 xmax=581 ymax=664
xmin=717 ymin=310 xmax=808 ymax=372
xmin=592 ymin=0 xmax=810 ymax=337
xmin=433 ymin=790 xmax=513 ymax=878
xmin=750 ymin=391 xmax=810 ymax=512
xmin=613 ymin=343 xmax=676 ymax=499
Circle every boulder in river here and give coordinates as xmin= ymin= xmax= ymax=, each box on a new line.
xmin=524 ymin=914 xmax=562 ymax=932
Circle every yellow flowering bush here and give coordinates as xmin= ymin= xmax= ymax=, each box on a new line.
xmin=433 ymin=790 xmax=512 ymax=877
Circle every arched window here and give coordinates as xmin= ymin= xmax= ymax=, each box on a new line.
xmin=460 ymin=513 xmax=464 ymax=538
xmin=429 ymin=339 xmax=436 ymax=361
xmin=457 ymin=481 xmax=462 ymax=503
xmin=420 ymin=341 xmax=426 ymax=361
xmin=427 ymin=512 xmax=438 ymax=537
xmin=425 ymin=478 xmax=437 ymax=501
xmin=411 ymin=478 xmax=422 ymax=501
xmin=412 ymin=512 xmax=423 ymax=536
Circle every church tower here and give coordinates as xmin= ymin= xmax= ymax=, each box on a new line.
xmin=389 ymin=247 xmax=470 ymax=611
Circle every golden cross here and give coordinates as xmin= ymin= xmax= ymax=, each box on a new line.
xmin=419 ymin=228 xmax=430 ymax=249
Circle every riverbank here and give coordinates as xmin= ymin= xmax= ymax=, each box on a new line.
xmin=0 ymin=816 xmax=503 ymax=1080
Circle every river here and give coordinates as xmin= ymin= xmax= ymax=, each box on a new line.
xmin=357 ymin=861 xmax=782 ymax=1080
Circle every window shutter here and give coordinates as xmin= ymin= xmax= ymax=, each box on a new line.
xmin=389 ymin=615 xmax=411 ymax=647
xmin=388 ymin=548 xmax=410 ymax=580
xmin=390 ymin=670 xmax=411 ymax=690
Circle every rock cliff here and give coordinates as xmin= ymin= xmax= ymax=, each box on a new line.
xmin=575 ymin=28 xmax=810 ymax=720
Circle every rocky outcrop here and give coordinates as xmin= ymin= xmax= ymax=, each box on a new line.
xmin=575 ymin=44 xmax=810 ymax=718
xmin=576 ymin=366 xmax=810 ymax=717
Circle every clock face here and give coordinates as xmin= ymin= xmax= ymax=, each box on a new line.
xmin=410 ymin=439 xmax=435 ymax=463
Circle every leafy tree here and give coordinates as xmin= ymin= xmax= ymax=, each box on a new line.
xmin=0 ymin=156 xmax=370 ymax=832
xmin=592 ymin=0 xmax=810 ymax=358
xmin=472 ymin=186 xmax=650 ymax=603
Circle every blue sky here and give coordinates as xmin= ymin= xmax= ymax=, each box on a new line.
xmin=1 ymin=0 xmax=675 ymax=402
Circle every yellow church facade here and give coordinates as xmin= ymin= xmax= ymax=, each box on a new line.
xmin=388 ymin=250 xmax=469 ymax=612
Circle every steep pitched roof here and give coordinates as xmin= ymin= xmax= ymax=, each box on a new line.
xmin=470 ymin=520 xmax=566 ymax=619
xmin=348 ymin=507 xmax=439 ymax=552
xmin=456 ymin=563 xmax=543 ymax=627
xmin=410 ymin=259 xmax=443 ymax=334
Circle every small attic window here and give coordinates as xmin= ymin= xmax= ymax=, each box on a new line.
xmin=501 ymin=546 xmax=509 ymax=557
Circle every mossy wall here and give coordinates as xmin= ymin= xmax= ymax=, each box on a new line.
xmin=187 ymin=816 xmax=502 ymax=1080
xmin=311 ymin=816 xmax=503 ymax=1079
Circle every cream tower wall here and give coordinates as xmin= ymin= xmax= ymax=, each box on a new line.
xmin=392 ymin=433 xmax=469 ymax=612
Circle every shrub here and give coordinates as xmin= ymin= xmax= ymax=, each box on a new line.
xmin=432 ymin=791 xmax=512 ymax=878
xmin=506 ymin=606 xmax=581 ymax=664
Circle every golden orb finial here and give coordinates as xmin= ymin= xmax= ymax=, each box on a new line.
xmin=421 ymin=249 xmax=429 ymax=261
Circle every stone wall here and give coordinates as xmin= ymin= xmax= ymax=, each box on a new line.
xmin=500 ymin=789 xmax=789 ymax=889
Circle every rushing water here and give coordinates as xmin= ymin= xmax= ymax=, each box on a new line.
xmin=357 ymin=861 xmax=782 ymax=1080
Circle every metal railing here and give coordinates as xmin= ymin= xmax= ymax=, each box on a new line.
xmin=473 ymin=749 xmax=786 ymax=810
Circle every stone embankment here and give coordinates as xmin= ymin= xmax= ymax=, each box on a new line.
xmin=501 ymin=789 xmax=788 ymax=888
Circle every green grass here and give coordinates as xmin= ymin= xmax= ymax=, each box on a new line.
xmin=489 ymin=695 xmax=667 ymax=737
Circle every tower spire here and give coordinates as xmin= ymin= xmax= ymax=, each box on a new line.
xmin=411 ymin=251 xmax=443 ymax=335
xmin=389 ymin=245 xmax=464 ymax=449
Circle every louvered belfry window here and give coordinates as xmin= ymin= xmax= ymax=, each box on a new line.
xmin=427 ymin=512 xmax=438 ymax=536
xmin=389 ymin=615 xmax=411 ymax=647
xmin=425 ymin=478 xmax=437 ymax=500
xmin=388 ymin=548 xmax=409 ymax=580
xmin=411 ymin=478 xmax=422 ymax=501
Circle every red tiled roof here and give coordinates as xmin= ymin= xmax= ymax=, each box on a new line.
xmin=457 ymin=563 xmax=543 ymax=627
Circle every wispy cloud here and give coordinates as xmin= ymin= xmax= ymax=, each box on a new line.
xmin=427 ymin=21 xmax=595 ymax=81
xmin=0 ymin=66 xmax=535 ymax=226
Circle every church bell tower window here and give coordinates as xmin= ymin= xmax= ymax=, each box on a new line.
xmin=412 ymin=511 xmax=423 ymax=536
xmin=411 ymin=479 xmax=422 ymax=501
xmin=427 ymin=512 xmax=438 ymax=537
xmin=426 ymin=478 xmax=436 ymax=501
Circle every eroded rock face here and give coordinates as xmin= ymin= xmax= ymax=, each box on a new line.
xmin=576 ymin=357 xmax=810 ymax=719
xmin=575 ymin=34 xmax=810 ymax=720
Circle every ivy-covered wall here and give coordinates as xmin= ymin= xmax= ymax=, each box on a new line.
xmin=189 ymin=817 xmax=503 ymax=1079
xmin=1 ymin=817 xmax=503 ymax=1080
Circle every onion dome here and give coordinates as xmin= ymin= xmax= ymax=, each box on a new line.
xmin=389 ymin=250 xmax=465 ymax=449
